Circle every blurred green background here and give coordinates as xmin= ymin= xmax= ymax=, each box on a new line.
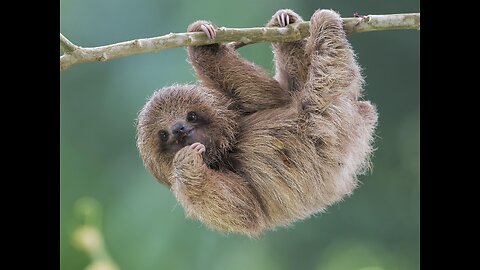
xmin=60 ymin=0 xmax=419 ymax=269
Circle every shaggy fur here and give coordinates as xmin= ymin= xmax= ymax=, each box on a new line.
xmin=136 ymin=9 xmax=378 ymax=237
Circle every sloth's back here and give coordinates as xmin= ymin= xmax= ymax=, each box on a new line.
xmin=233 ymin=104 xmax=358 ymax=228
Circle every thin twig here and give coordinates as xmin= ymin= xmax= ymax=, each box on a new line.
xmin=60 ymin=33 xmax=77 ymax=54
xmin=60 ymin=13 xmax=419 ymax=71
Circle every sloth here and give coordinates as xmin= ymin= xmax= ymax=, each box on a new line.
xmin=136 ymin=9 xmax=378 ymax=237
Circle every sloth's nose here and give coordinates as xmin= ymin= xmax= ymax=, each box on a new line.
xmin=172 ymin=123 xmax=187 ymax=136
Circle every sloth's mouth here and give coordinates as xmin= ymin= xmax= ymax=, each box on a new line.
xmin=175 ymin=128 xmax=194 ymax=145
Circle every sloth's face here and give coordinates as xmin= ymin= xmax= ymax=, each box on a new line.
xmin=137 ymin=85 xmax=238 ymax=169
xmin=157 ymin=110 xmax=214 ymax=157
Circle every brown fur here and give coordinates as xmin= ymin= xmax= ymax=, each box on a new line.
xmin=136 ymin=9 xmax=378 ymax=237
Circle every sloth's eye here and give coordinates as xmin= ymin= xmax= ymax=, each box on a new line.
xmin=186 ymin=112 xmax=198 ymax=123
xmin=159 ymin=131 xmax=169 ymax=142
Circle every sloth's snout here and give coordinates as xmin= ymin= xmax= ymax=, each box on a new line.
xmin=171 ymin=122 xmax=193 ymax=143
xmin=172 ymin=123 xmax=187 ymax=136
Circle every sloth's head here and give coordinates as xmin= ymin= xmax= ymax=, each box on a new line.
xmin=136 ymin=84 xmax=237 ymax=186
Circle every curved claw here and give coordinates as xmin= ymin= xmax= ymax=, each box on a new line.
xmin=276 ymin=12 xmax=292 ymax=27
xmin=200 ymin=23 xmax=216 ymax=39
xmin=190 ymin=142 xmax=206 ymax=154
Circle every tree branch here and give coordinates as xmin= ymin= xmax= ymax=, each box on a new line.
xmin=60 ymin=33 xmax=77 ymax=54
xmin=60 ymin=13 xmax=419 ymax=72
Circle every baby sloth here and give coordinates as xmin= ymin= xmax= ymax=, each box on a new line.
xmin=137 ymin=9 xmax=378 ymax=237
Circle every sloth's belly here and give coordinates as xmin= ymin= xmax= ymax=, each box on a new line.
xmin=233 ymin=119 xmax=329 ymax=226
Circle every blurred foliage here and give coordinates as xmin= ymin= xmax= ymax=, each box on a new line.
xmin=60 ymin=0 xmax=419 ymax=269
xmin=72 ymin=198 xmax=119 ymax=270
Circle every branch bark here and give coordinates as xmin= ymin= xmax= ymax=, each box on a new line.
xmin=60 ymin=33 xmax=77 ymax=54
xmin=60 ymin=13 xmax=419 ymax=72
